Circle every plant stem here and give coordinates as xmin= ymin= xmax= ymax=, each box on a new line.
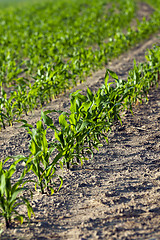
xmin=5 ymin=217 xmax=10 ymax=229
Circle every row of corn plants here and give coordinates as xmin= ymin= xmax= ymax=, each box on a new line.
xmin=1 ymin=0 xmax=160 ymax=128
xmin=0 ymin=0 xmax=136 ymax=88
xmin=0 ymin=45 xmax=160 ymax=230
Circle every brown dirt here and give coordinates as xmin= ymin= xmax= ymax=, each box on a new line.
xmin=1 ymin=3 xmax=160 ymax=240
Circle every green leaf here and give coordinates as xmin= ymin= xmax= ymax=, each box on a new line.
xmin=29 ymin=140 xmax=37 ymax=155
xmin=69 ymin=113 xmax=76 ymax=126
xmin=36 ymin=120 xmax=43 ymax=130
xmin=54 ymin=130 xmax=60 ymax=142
xmin=87 ymin=88 xmax=94 ymax=101
xmin=10 ymin=188 xmax=24 ymax=203
xmin=81 ymin=101 xmax=91 ymax=112
xmin=19 ymin=120 xmax=33 ymax=129
xmin=104 ymin=69 xmax=109 ymax=87
xmin=107 ymin=69 xmax=119 ymax=80
xmin=0 ymin=174 xmax=6 ymax=196
xmin=59 ymin=114 xmax=69 ymax=128
xmin=41 ymin=111 xmax=53 ymax=127
xmin=23 ymin=198 xmax=34 ymax=219
xmin=15 ymin=215 xmax=24 ymax=224
xmin=58 ymin=176 xmax=63 ymax=191
xmin=78 ymin=121 xmax=90 ymax=132
xmin=52 ymin=152 xmax=63 ymax=165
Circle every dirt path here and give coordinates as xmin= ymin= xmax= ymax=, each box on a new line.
xmin=1 ymin=4 xmax=160 ymax=240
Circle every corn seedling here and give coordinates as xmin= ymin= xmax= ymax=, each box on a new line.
xmin=0 ymin=157 xmax=34 ymax=229
xmin=20 ymin=119 xmax=63 ymax=194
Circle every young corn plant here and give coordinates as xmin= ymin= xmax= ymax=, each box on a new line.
xmin=42 ymin=110 xmax=80 ymax=169
xmin=20 ymin=119 xmax=63 ymax=194
xmin=0 ymin=88 xmax=14 ymax=128
xmin=41 ymin=107 xmax=94 ymax=169
xmin=0 ymin=97 xmax=6 ymax=130
xmin=70 ymin=89 xmax=111 ymax=151
xmin=69 ymin=90 xmax=91 ymax=164
xmin=12 ymin=83 xmax=29 ymax=117
xmin=99 ymin=69 xmax=128 ymax=124
xmin=0 ymin=157 xmax=34 ymax=229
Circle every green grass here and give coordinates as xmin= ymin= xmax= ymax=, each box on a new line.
xmin=0 ymin=0 xmax=38 ymax=8
xmin=144 ymin=0 xmax=160 ymax=10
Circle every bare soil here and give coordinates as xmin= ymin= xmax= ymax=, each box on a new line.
xmin=1 ymin=3 xmax=160 ymax=240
